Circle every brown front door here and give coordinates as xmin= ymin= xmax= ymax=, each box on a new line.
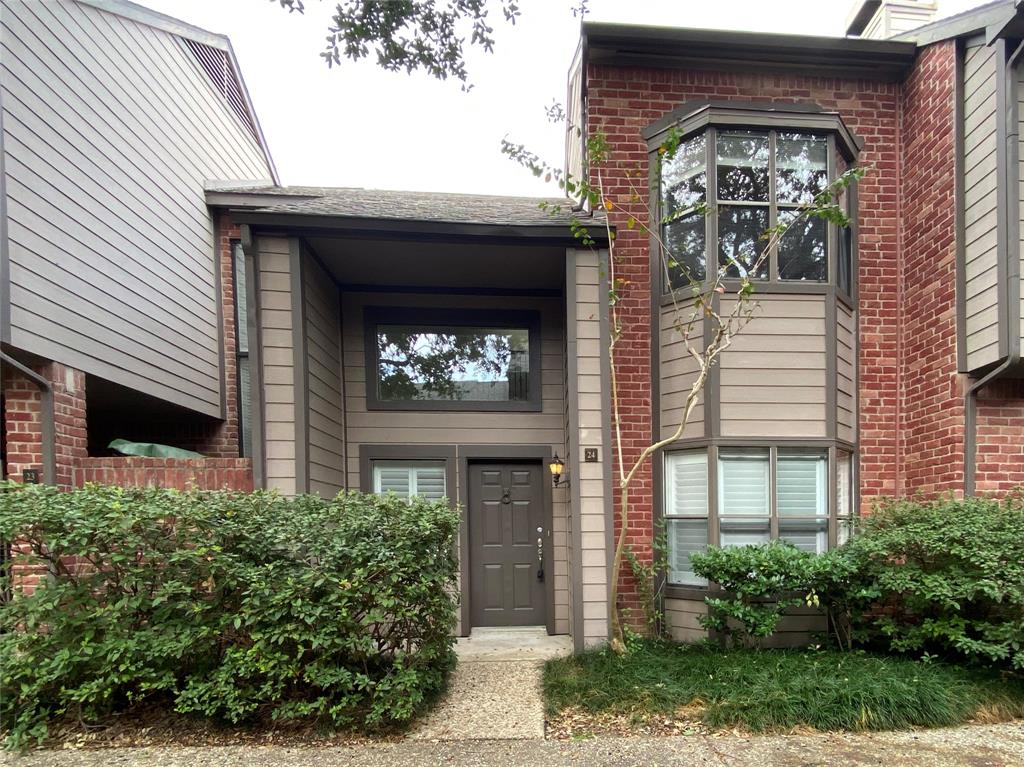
xmin=469 ymin=462 xmax=546 ymax=628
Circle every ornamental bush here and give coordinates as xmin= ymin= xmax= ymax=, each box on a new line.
xmin=0 ymin=483 xmax=459 ymax=750
xmin=842 ymin=493 xmax=1024 ymax=670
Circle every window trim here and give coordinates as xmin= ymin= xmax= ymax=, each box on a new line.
xmin=231 ymin=240 xmax=251 ymax=458
xmin=660 ymin=440 xmax=856 ymax=596
xmin=648 ymin=103 xmax=862 ymax=298
xmin=363 ymin=307 xmax=543 ymax=412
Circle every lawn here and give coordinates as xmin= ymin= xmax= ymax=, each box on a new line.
xmin=544 ymin=640 xmax=1024 ymax=734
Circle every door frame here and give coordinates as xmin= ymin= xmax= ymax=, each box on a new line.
xmin=459 ymin=445 xmax=556 ymax=636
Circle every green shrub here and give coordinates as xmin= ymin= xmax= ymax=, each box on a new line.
xmin=0 ymin=483 xmax=459 ymax=749
xmin=690 ymin=541 xmax=820 ymax=645
xmin=842 ymin=493 xmax=1024 ymax=670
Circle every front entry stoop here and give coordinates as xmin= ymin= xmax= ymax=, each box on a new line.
xmin=408 ymin=628 xmax=572 ymax=741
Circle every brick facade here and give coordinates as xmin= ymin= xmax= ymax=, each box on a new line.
xmin=587 ymin=64 xmax=902 ymax=616
xmin=77 ymin=457 xmax=253 ymax=491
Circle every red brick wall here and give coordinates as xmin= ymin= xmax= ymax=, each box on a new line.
xmin=76 ymin=457 xmax=253 ymax=491
xmin=586 ymin=65 xmax=901 ymax=614
xmin=975 ymin=378 xmax=1024 ymax=493
xmin=2 ymin=362 xmax=87 ymax=489
xmin=897 ymin=42 xmax=962 ymax=497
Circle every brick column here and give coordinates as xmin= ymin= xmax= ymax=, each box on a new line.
xmin=2 ymin=361 xmax=86 ymax=489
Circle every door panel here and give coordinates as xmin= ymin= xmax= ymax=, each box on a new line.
xmin=469 ymin=463 xmax=546 ymax=627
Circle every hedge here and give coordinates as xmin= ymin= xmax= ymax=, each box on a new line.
xmin=0 ymin=483 xmax=460 ymax=749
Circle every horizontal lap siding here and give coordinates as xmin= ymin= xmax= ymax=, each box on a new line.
xmin=303 ymin=250 xmax=345 ymax=497
xmin=665 ymin=597 xmax=825 ymax=647
xmin=258 ymin=238 xmax=297 ymax=496
xmin=343 ymin=289 xmax=571 ymax=636
xmin=660 ymin=303 xmax=703 ymax=440
xmin=0 ymin=0 xmax=272 ymax=415
xmin=665 ymin=596 xmax=707 ymax=643
xmin=719 ymin=295 xmax=827 ymax=437
xmin=574 ymin=251 xmax=609 ymax=646
xmin=962 ymin=42 xmax=1001 ymax=371
xmin=837 ymin=303 xmax=857 ymax=443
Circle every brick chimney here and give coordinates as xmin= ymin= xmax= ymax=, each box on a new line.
xmin=846 ymin=0 xmax=939 ymax=38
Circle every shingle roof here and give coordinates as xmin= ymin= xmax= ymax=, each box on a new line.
xmin=206 ymin=184 xmax=607 ymax=231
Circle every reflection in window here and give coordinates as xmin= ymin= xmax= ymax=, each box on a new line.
xmin=778 ymin=211 xmax=826 ymax=281
xmin=661 ymin=132 xmax=707 ymax=288
xmin=376 ymin=325 xmax=530 ymax=403
xmin=719 ymin=206 xmax=770 ymax=279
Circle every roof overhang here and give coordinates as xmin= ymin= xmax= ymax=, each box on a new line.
xmin=891 ymin=0 xmax=1021 ymax=46
xmin=642 ymin=101 xmax=863 ymax=161
xmin=581 ymin=21 xmax=918 ymax=80
xmin=225 ymin=210 xmax=611 ymax=246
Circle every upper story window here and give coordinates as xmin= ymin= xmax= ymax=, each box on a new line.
xmin=649 ymin=103 xmax=860 ymax=296
xmin=365 ymin=308 xmax=542 ymax=412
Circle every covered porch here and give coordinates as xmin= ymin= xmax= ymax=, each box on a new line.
xmin=208 ymin=185 xmax=612 ymax=651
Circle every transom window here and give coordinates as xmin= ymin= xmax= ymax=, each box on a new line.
xmin=661 ymin=129 xmax=831 ymax=290
xmin=372 ymin=461 xmax=447 ymax=502
xmin=664 ymin=447 xmax=855 ymax=587
xmin=366 ymin=309 xmax=541 ymax=412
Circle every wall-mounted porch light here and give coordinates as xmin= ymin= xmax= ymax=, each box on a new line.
xmin=549 ymin=453 xmax=568 ymax=488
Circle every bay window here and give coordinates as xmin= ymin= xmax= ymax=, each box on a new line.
xmin=651 ymin=104 xmax=859 ymax=294
xmin=664 ymin=446 xmax=855 ymax=587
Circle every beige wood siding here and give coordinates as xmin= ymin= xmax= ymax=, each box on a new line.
xmin=258 ymin=237 xmax=297 ymax=496
xmin=0 ymin=0 xmax=272 ymax=416
xmin=565 ymin=45 xmax=584 ymax=198
xmin=343 ymin=290 xmax=570 ymax=635
xmin=302 ymin=250 xmax=345 ymax=497
xmin=719 ymin=295 xmax=827 ymax=437
xmin=837 ymin=302 xmax=858 ymax=443
xmin=570 ymin=249 xmax=610 ymax=647
xmin=665 ymin=596 xmax=707 ymax=643
xmin=963 ymin=42 xmax=1001 ymax=371
xmin=660 ymin=303 xmax=704 ymax=440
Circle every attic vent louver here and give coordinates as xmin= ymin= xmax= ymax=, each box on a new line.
xmin=183 ymin=38 xmax=260 ymax=144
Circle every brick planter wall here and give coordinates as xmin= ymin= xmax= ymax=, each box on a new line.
xmin=76 ymin=457 xmax=253 ymax=491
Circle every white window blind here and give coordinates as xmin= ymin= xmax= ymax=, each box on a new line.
xmin=777 ymin=450 xmax=828 ymax=554
xmin=664 ymin=451 xmax=709 ymax=586
xmin=837 ymin=450 xmax=854 ymax=545
xmin=718 ymin=449 xmax=770 ymax=548
xmin=373 ymin=461 xmax=447 ymax=501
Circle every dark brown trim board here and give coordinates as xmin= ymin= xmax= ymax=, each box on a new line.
xmin=0 ymin=82 xmax=10 ymax=346
xmin=955 ymin=38 xmax=969 ymax=373
xmin=362 ymin=306 xmax=544 ymax=413
xmin=457 ymin=445 xmax=557 ymax=637
xmin=995 ymin=38 xmax=1011 ymax=362
xmin=240 ymin=226 xmax=266 ymax=489
xmin=213 ymin=216 xmax=228 ymax=421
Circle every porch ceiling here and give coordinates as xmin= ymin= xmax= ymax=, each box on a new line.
xmin=304 ymin=236 xmax=566 ymax=292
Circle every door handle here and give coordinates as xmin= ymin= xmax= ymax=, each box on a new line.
xmin=536 ymin=526 xmax=544 ymax=582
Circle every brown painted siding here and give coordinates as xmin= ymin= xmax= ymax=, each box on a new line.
xmin=0 ymin=0 xmax=272 ymax=416
xmin=962 ymin=41 xmax=1001 ymax=371
xmin=302 ymin=250 xmax=345 ymax=497
xmin=719 ymin=295 xmax=828 ymax=438
xmin=257 ymin=236 xmax=297 ymax=496
xmin=660 ymin=303 xmax=704 ymax=440
xmin=837 ymin=302 xmax=858 ymax=443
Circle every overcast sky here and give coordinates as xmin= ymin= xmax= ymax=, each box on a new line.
xmin=142 ymin=0 xmax=980 ymax=196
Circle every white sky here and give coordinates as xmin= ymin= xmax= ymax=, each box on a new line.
xmin=141 ymin=0 xmax=984 ymax=196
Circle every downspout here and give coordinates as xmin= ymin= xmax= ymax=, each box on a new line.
xmin=0 ymin=352 xmax=55 ymax=485
xmin=964 ymin=39 xmax=1024 ymax=497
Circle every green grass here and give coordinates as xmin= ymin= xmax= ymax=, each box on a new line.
xmin=544 ymin=641 xmax=1024 ymax=733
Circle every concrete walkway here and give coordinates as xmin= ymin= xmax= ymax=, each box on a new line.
xmin=408 ymin=627 xmax=572 ymax=741
xmin=9 ymin=723 xmax=1024 ymax=766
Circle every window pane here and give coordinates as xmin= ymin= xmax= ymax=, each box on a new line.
xmin=665 ymin=450 xmax=709 ymax=517
xmin=718 ymin=448 xmax=770 ymax=517
xmin=717 ymin=131 xmax=769 ymax=202
xmin=837 ymin=450 xmax=853 ymax=519
xmin=718 ymin=206 xmax=769 ymax=279
xmin=778 ymin=210 xmax=826 ymax=281
xmin=777 ymin=450 xmax=827 ymax=517
xmin=775 ymin=133 xmax=828 ymax=204
xmin=838 ymin=225 xmax=852 ymax=295
xmin=837 ymin=517 xmax=855 ymax=546
xmin=780 ymin=518 xmax=828 ymax=554
xmin=233 ymin=242 xmax=248 ymax=354
xmin=377 ymin=325 xmax=530 ymax=402
xmin=666 ymin=518 xmax=708 ymax=586
xmin=662 ymin=132 xmax=707 ymax=212
xmin=663 ymin=213 xmax=706 ymax=288
xmin=720 ymin=518 xmax=770 ymax=547
xmin=373 ymin=461 xmax=447 ymax=501
xmin=238 ymin=358 xmax=251 ymax=459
